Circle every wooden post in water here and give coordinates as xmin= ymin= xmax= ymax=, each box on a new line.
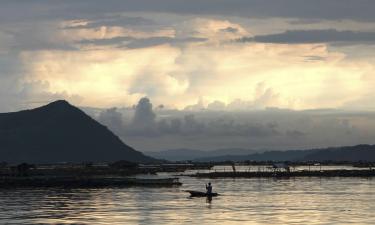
xmin=232 ymin=163 xmax=236 ymax=173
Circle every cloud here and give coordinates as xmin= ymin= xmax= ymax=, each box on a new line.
xmin=79 ymin=36 xmax=207 ymax=49
xmin=17 ymin=44 xmax=185 ymax=108
xmin=3 ymin=0 xmax=375 ymax=23
xmin=97 ymin=98 xmax=283 ymax=139
xmin=63 ymin=16 xmax=156 ymax=29
xmin=184 ymin=82 xmax=280 ymax=111
xmin=126 ymin=97 xmax=158 ymax=136
xmin=286 ymin=129 xmax=306 ymax=138
xmin=98 ymin=107 xmax=124 ymax=134
xmin=220 ymin=27 xmax=239 ymax=33
xmin=2 ymin=7 xmax=375 ymax=112
xmin=125 ymin=37 xmax=207 ymax=49
xmin=77 ymin=36 xmax=134 ymax=46
xmin=238 ymin=29 xmax=375 ymax=44
xmin=132 ymin=97 xmax=156 ymax=126
xmin=17 ymin=34 xmax=375 ymax=110
xmin=0 ymin=21 xmax=76 ymax=51
xmin=207 ymin=100 xmax=226 ymax=110
xmin=179 ymin=18 xmax=250 ymax=43
xmin=88 ymin=97 xmax=375 ymax=151
xmin=128 ymin=68 xmax=189 ymax=97
xmin=0 ymin=79 xmax=83 ymax=112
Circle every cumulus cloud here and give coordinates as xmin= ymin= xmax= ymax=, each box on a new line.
xmin=131 ymin=97 xmax=156 ymax=129
xmin=16 ymin=33 xmax=375 ymax=110
xmin=88 ymin=97 xmax=375 ymax=151
xmin=207 ymin=101 xmax=226 ymax=110
xmin=17 ymin=45 xmax=185 ymax=108
xmin=96 ymin=97 xmax=283 ymax=140
xmin=184 ymin=82 xmax=281 ymax=111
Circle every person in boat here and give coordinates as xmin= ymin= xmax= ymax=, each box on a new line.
xmin=206 ymin=182 xmax=212 ymax=195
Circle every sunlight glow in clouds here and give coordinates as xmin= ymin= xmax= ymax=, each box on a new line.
xmin=19 ymin=18 xmax=374 ymax=110
xmin=1 ymin=1 xmax=375 ymax=112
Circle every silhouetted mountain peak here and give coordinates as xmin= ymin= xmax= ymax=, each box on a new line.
xmin=46 ymin=99 xmax=71 ymax=107
xmin=0 ymin=100 xmax=155 ymax=163
xmin=34 ymin=99 xmax=77 ymax=113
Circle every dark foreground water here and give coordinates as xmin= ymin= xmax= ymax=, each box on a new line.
xmin=0 ymin=176 xmax=374 ymax=224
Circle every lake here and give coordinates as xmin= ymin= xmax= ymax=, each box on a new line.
xmin=0 ymin=173 xmax=374 ymax=225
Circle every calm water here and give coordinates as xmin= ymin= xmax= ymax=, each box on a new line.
xmin=0 ymin=174 xmax=374 ymax=225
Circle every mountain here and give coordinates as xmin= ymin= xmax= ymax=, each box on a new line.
xmin=145 ymin=148 xmax=260 ymax=161
xmin=0 ymin=100 xmax=154 ymax=163
xmin=194 ymin=150 xmax=314 ymax=162
xmin=194 ymin=145 xmax=375 ymax=162
xmin=302 ymin=145 xmax=375 ymax=161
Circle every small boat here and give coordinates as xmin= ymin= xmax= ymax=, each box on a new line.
xmin=185 ymin=190 xmax=219 ymax=197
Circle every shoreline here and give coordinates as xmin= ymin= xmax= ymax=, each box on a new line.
xmin=0 ymin=176 xmax=182 ymax=188
xmin=189 ymin=169 xmax=375 ymax=178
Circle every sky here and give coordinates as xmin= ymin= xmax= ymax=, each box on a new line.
xmin=1 ymin=0 xmax=375 ymax=151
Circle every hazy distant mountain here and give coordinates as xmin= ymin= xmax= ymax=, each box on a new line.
xmin=194 ymin=145 xmax=375 ymax=162
xmin=0 ymin=100 xmax=155 ymax=163
xmin=145 ymin=148 xmax=260 ymax=161
xmin=194 ymin=150 xmax=314 ymax=162
xmin=302 ymin=145 xmax=375 ymax=162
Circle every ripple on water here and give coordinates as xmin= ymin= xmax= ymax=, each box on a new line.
xmin=0 ymin=177 xmax=374 ymax=224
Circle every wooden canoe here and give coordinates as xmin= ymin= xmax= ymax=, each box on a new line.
xmin=186 ymin=190 xmax=219 ymax=197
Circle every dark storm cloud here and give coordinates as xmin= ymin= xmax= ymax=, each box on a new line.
xmin=2 ymin=0 xmax=375 ymax=22
xmin=238 ymin=29 xmax=375 ymax=44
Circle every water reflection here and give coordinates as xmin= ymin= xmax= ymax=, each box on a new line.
xmin=0 ymin=177 xmax=374 ymax=224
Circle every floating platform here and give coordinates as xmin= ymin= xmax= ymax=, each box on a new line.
xmin=190 ymin=170 xmax=375 ymax=178
xmin=0 ymin=176 xmax=182 ymax=188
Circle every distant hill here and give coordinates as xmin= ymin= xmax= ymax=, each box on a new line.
xmin=145 ymin=148 xmax=260 ymax=161
xmin=0 ymin=100 xmax=155 ymax=163
xmin=302 ymin=145 xmax=375 ymax=162
xmin=194 ymin=150 xmax=314 ymax=162
xmin=194 ymin=145 xmax=375 ymax=162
